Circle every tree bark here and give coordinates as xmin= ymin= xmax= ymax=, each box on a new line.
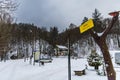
xmin=97 ymin=38 xmax=116 ymax=80
xmin=89 ymin=12 xmax=119 ymax=80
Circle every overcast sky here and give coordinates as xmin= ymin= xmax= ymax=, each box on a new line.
xmin=15 ymin=0 xmax=120 ymax=31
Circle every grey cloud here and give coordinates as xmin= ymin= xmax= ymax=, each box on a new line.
xmin=15 ymin=0 xmax=120 ymax=31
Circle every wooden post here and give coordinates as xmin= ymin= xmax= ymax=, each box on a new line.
xmin=99 ymin=39 xmax=116 ymax=80
xmin=89 ymin=12 xmax=119 ymax=80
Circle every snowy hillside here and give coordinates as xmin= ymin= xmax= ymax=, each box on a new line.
xmin=0 ymin=51 xmax=120 ymax=80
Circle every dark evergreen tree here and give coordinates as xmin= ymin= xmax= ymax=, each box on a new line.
xmin=87 ymin=49 xmax=102 ymax=70
xmin=92 ymin=9 xmax=104 ymax=33
xmin=49 ymin=27 xmax=58 ymax=47
xmin=81 ymin=17 xmax=88 ymax=24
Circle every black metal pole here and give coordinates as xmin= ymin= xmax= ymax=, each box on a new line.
xmin=68 ymin=35 xmax=71 ymax=80
xmin=33 ymin=51 xmax=35 ymax=65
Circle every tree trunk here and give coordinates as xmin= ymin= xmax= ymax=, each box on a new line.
xmin=89 ymin=11 xmax=119 ymax=80
xmin=97 ymin=39 xmax=116 ymax=80
xmin=117 ymin=35 xmax=120 ymax=48
xmin=95 ymin=65 xmax=99 ymax=70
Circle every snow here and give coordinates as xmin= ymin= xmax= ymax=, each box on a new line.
xmin=0 ymin=51 xmax=120 ymax=80
xmin=97 ymin=32 xmax=104 ymax=36
xmin=56 ymin=45 xmax=68 ymax=49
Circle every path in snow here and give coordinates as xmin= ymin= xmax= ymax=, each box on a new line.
xmin=0 ymin=57 xmax=120 ymax=80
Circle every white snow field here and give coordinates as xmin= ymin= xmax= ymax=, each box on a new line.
xmin=0 ymin=51 xmax=120 ymax=80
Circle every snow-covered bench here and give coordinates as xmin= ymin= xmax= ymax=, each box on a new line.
xmin=39 ymin=58 xmax=53 ymax=65
xmin=74 ymin=69 xmax=86 ymax=76
xmin=39 ymin=58 xmax=53 ymax=63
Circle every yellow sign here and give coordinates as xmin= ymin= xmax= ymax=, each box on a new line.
xmin=79 ymin=19 xmax=94 ymax=33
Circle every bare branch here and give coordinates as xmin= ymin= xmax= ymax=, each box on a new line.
xmin=0 ymin=0 xmax=18 ymax=23
xmin=89 ymin=29 xmax=100 ymax=43
xmin=101 ymin=14 xmax=119 ymax=38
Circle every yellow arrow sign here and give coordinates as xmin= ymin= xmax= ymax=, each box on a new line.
xmin=79 ymin=19 xmax=94 ymax=33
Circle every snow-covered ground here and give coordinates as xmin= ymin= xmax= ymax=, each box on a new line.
xmin=0 ymin=51 xmax=120 ymax=80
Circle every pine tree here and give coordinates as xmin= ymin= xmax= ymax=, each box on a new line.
xmin=92 ymin=9 xmax=103 ymax=33
xmin=87 ymin=49 xmax=102 ymax=70
xmin=49 ymin=27 xmax=58 ymax=47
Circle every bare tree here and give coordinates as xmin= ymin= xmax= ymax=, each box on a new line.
xmin=0 ymin=0 xmax=18 ymax=61
xmin=0 ymin=23 xmax=13 ymax=61
xmin=89 ymin=12 xmax=119 ymax=80
xmin=0 ymin=0 xmax=18 ymax=23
